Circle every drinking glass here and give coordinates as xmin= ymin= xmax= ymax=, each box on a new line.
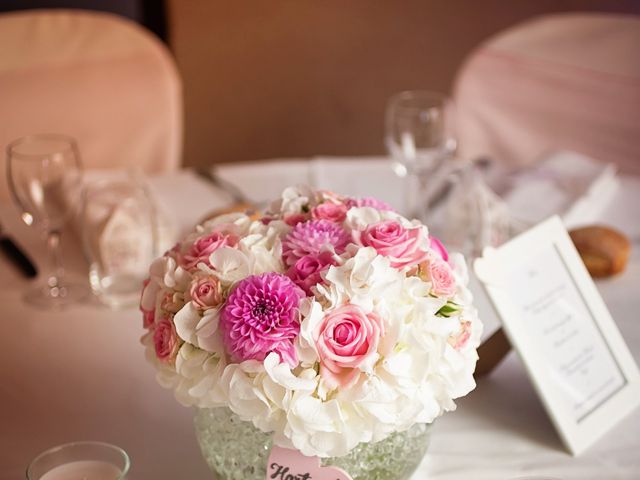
xmin=6 ymin=134 xmax=88 ymax=308
xmin=81 ymin=175 xmax=159 ymax=308
xmin=428 ymin=159 xmax=511 ymax=260
xmin=385 ymin=90 xmax=457 ymax=221
xmin=26 ymin=441 xmax=129 ymax=480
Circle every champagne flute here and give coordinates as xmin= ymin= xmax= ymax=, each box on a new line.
xmin=385 ymin=90 xmax=457 ymax=221
xmin=6 ymin=134 xmax=88 ymax=308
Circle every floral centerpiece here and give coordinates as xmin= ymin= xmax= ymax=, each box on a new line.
xmin=140 ymin=186 xmax=481 ymax=479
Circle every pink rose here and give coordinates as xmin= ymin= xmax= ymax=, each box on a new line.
xmin=429 ymin=235 xmax=449 ymax=262
xmin=153 ymin=318 xmax=180 ymax=363
xmin=190 ymin=276 xmax=223 ymax=310
xmin=314 ymin=304 xmax=385 ymax=389
xmin=429 ymin=258 xmax=456 ymax=297
xmin=345 ymin=197 xmax=394 ymax=211
xmin=311 ymin=202 xmax=347 ymax=223
xmin=181 ymin=231 xmax=239 ymax=269
xmin=284 ymin=214 xmax=308 ymax=226
xmin=354 ymin=219 xmax=428 ymax=269
xmin=142 ymin=309 xmax=155 ymax=329
xmin=286 ymin=252 xmax=337 ymax=295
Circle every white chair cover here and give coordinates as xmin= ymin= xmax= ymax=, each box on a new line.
xmin=0 ymin=9 xmax=183 ymax=200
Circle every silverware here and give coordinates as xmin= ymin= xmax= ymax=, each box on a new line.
xmin=0 ymin=220 xmax=37 ymax=278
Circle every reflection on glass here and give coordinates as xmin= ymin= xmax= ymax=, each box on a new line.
xmin=81 ymin=175 xmax=159 ymax=308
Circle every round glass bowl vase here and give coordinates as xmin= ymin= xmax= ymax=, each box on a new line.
xmin=194 ymin=407 xmax=431 ymax=480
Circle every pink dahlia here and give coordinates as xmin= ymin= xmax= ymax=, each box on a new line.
xmin=220 ymin=273 xmax=304 ymax=366
xmin=345 ymin=196 xmax=394 ymax=211
xmin=282 ymin=220 xmax=350 ymax=267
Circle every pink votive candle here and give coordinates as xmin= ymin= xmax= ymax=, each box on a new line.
xmin=26 ymin=441 xmax=129 ymax=480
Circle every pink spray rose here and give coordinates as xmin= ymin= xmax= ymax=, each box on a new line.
xmin=429 ymin=235 xmax=449 ymax=262
xmin=428 ymin=258 xmax=456 ymax=297
xmin=181 ymin=231 xmax=239 ymax=270
xmin=354 ymin=219 xmax=428 ymax=269
xmin=312 ymin=202 xmax=348 ymax=223
xmin=190 ymin=276 xmax=223 ymax=310
xmin=284 ymin=213 xmax=308 ymax=226
xmin=286 ymin=251 xmax=337 ymax=295
xmin=314 ymin=304 xmax=385 ymax=389
xmin=345 ymin=197 xmax=394 ymax=211
xmin=153 ymin=318 xmax=180 ymax=363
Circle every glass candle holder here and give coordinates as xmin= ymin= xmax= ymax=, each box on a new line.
xmin=26 ymin=441 xmax=130 ymax=480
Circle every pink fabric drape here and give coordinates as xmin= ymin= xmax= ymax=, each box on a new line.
xmin=454 ymin=13 xmax=640 ymax=174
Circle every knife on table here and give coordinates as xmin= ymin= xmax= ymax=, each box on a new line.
xmin=0 ymin=221 xmax=37 ymax=278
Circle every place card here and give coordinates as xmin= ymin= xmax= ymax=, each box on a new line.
xmin=267 ymin=446 xmax=352 ymax=480
xmin=474 ymin=216 xmax=640 ymax=455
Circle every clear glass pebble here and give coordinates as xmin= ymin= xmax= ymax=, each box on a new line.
xmin=194 ymin=407 xmax=431 ymax=480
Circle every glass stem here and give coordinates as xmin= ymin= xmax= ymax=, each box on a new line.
xmin=46 ymin=229 xmax=64 ymax=290
xmin=404 ymin=173 xmax=429 ymax=222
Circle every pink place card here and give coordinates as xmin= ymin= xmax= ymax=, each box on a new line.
xmin=266 ymin=446 xmax=352 ymax=480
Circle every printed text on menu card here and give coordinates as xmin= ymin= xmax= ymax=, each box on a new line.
xmin=508 ymin=244 xmax=626 ymax=421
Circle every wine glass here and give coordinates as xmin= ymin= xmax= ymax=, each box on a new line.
xmin=385 ymin=90 xmax=457 ymax=221
xmin=6 ymin=134 xmax=88 ymax=308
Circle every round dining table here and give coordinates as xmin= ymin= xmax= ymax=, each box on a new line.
xmin=1 ymin=157 xmax=639 ymax=480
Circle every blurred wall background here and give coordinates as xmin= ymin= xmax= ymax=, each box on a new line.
xmin=0 ymin=0 xmax=168 ymax=40
xmin=2 ymin=1 xmax=638 ymax=168
xmin=167 ymin=1 xmax=638 ymax=168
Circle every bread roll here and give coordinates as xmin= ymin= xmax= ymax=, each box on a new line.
xmin=569 ymin=225 xmax=630 ymax=278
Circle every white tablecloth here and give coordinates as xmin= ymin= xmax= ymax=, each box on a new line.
xmin=1 ymin=158 xmax=639 ymax=479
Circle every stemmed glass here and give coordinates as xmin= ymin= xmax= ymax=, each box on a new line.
xmin=385 ymin=90 xmax=457 ymax=221
xmin=6 ymin=134 xmax=88 ymax=308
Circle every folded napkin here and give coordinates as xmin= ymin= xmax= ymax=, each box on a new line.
xmin=504 ymin=150 xmax=619 ymax=230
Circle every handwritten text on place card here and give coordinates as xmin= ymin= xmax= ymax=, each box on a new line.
xmin=266 ymin=446 xmax=352 ymax=480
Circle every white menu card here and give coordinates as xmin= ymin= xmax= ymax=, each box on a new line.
xmin=474 ymin=216 xmax=640 ymax=455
